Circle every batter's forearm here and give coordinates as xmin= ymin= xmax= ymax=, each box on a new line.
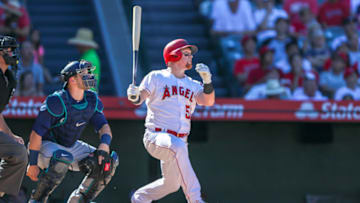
xmin=134 ymin=89 xmax=149 ymax=106
xmin=201 ymin=91 xmax=215 ymax=106
xmin=196 ymin=88 xmax=215 ymax=106
xmin=0 ymin=114 xmax=13 ymax=135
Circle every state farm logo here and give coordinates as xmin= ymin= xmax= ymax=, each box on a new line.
xmin=295 ymin=102 xmax=319 ymax=119
xmin=2 ymin=98 xmax=43 ymax=116
xmin=296 ymin=102 xmax=360 ymax=120
xmin=193 ymin=104 xmax=244 ymax=119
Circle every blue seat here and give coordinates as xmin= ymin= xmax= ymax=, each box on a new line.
xmin=324 ymin=26 xmax=345 ymax=42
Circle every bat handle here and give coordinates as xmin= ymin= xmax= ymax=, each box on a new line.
xmin=132 ymin=50 xmax=139 ymax=86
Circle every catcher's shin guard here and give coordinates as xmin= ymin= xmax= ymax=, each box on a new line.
xmin=67 ymin=150 xmax=118 ymax=203
xmin=29 ymin=150 xmax=73 ymax=203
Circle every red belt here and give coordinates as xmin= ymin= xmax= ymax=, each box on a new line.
xmin=154 ymin=128 xmax=188 ymax=138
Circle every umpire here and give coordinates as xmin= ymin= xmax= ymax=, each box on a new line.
xmin=0 ymin=36 xmax=28 ymax=197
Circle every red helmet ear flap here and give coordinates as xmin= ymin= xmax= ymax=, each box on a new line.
xmin=168 ymin=49 xmax=182 ymax=63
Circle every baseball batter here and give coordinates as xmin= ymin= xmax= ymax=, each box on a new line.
xmin=26 ymin=60 xmax=118 ymax=203
xmin=127 ymin=39 xmax=215 ymax=203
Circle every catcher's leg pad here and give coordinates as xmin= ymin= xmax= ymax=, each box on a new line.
xmin=29 ymin=150 xmax=73 ymax=203
xmin=67 ymin=150 xmax=119 ymax=203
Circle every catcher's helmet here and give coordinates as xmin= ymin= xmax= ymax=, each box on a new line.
xmin=0 ymin=36 xmax=19 ymax=66
xmin=163 ymin=39 xmax=198 ymax=65
xmin=60 ymin=60 xmax=96 ymax=89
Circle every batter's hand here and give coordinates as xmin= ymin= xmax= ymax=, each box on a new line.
xmin=195 ymin=63 xmax=212 ymax=84
xmin=127 ymin=84 xmax=140 ymax=103
xmin=12 ymin=134 xmax=24 ymax=145
xmin=26 ymin=165 xmax=40 ymax=181
xmin=97 ymin=143 xmax=110 ymax=165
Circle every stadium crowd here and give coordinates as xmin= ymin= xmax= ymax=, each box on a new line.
xmin=0 ymin=0 xmax=101 ymax=98
xmin=200 ymin=0 xmax=360 ymax=100
xmin=0 ymin=0 xmax=359 ymax=201
xmin=5 ymin=0 xmax=360 ymax=101
xmin=0 ymin=0 xmax=46 ymax=97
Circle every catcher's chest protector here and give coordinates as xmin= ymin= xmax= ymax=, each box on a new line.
xmin=45 ymin=90 xmax=98 ymax=147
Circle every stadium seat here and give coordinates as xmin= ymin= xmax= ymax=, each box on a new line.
xmin=324 ymin=26 xmax=345 ymax=42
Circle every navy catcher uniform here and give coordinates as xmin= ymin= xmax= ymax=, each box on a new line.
xmin=26 ymin=60 xmax=118 ymax=203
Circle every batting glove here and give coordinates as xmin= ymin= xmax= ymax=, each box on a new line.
xmin=127 ymin=84 xmax=140 ymax=103
xmin=195 ymin=63 xmax=212 ymax=84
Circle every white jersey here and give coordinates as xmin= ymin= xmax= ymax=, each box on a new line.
xmin=139 ymin=68 xmax=203 ymax=134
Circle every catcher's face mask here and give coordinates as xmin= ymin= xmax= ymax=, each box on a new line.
xmin=76 ymin=62 xmax=96 ymax=90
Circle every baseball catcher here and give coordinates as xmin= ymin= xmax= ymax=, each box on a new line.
xmin=26 ymin=60 xmax=118 ymax=203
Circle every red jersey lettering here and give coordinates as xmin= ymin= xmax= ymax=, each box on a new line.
xmin=162 ymin=86 xmax=171 ymax=100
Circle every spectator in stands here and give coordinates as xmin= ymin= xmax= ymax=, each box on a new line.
xmin=334 ymin=68 xmax=360 ymax=100
xmin=210 ymin=0 xmax=256 ymax=37
xmin=323 ymin=46 xmax=350 ymax=71
xmin=275 ymin=39 xmax=312 ymax=74
xmin=29 ymin=28 xmax=54 ymax=84
xmin=18 ymin=41 xmax=44 ymax=96
xmin=304 ymin=28 xmax=330 ymax=71
xmin=245 ymin=68 xmax=291 ymax=99
xmin=14 ymin=70 xmax=38 ymax=96
xmin=233 ymin=35 xmax=259 ymax=86
xmin=245 ymin=46 xmax=282 ymax=92
xmin=0 ymin=0 xmax=30 ymax=42
xmin=331 ymin=17 xmax=359 ymax=53
xmin=264 ymin=79 xmax=290 ymax=99
xmin=283 ymin=0 xmax=319 ymax=24
xmin=30 ymin=28 xmax=44 ymax=65
xmin=347 ymin=32 xmax=360 ymax=66
xmin=292 ymin=71 xmax=327 ymax=100
xmin=254 ymin=0 xmax=288 ymax=31
xmin=68 ymin=27 xmax=100 ymax=91
xmin=291 ymin=7 xmax=321 ymax=37
xmin=267 ymin=17 xmax=293 ymax=63
xmin=318 ymin=0 xmax=350 ymax=27
xmin=319 ymin=53 xmax=347 ymax=98
xmin=282 ymin=53 xmax=311 ymax=91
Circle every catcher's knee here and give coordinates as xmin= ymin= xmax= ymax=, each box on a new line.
xmin=51 ymin=149 xmax=73 ymax=166
xmin=31 ymin=150 xmax=73 ymax=201
xmin=47 ymin=149 xmax=74 ymax=181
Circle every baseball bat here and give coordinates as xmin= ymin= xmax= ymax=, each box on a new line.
xmin=130 ymin=5 xmax=142 ymax=100
xmin=132 ymin=5 xmax=142 ymax=87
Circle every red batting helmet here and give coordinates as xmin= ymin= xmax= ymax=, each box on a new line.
xmin=163 ymin=39 xmax=198 ymax=65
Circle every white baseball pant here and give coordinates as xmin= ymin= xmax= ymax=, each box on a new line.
xmin=131 ymin=129 xmax=202 ymax=203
